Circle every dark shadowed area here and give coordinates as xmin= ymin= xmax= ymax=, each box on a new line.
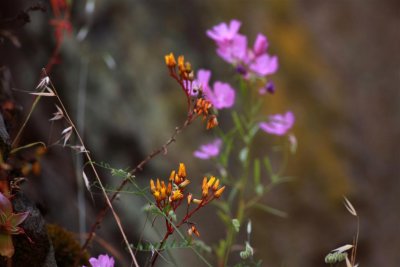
xmin=1 ymin=0 xmax=399 ymax=266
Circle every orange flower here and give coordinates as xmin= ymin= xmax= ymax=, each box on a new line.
xmin=206 ymin=115 xmax=218 ymax=129
xmin=212 ymin=179 xmax=220 ymax=191
xmin=194 ymin=98 xmax=212 ymax=118
xmin=165 ymin=53 xmax=176 ymax=67
xmin=170 ymin=190 xmax=184 ymax=202
xmin=178 ymin=55 xmax=185 ymax=72
xmin=214 ymin=186 xmax=226 ymax=198
xmin=178 ymin=163 xmax=187 ymax=178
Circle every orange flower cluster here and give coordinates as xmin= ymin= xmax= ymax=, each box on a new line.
xmin=150 ymin=163 xmax=225 ymax=238
xmin=164 ymin=53 xmax=218 ymax=129
xmin=165 ymin=53 xmax=193 ymax=83
xmin=150 ymin=163 xmax=189 ymax=204
xmin=194 ymin=98 xmax=218 ymax=129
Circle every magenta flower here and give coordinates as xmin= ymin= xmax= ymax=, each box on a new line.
xmin=196 ymin=69 xmax=235 ymax=109
xmin=209 ymin=82 xmax=235 ymax=109
xmin=249 ymin=53 xmax=278 ymax=76
xmin=207 ymin=21 xmax=279 ymax=78
xmin=84 ymin=254 xmax=115 ymax=267
xmin=252 ymin=33 xmax=268 ymax=57
xmin=216 ymin=34 xmax=248 ymax=64
xmin=259 ymin=111 xmax=295 ymax=136
xmin=194 ymin=139 xmax=222 ymax=159
xmin=206 ymin=19 xmax=241 ymax=43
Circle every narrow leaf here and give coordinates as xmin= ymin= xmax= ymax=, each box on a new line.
xmin=253 ymin=203 xmax=288 ymax=218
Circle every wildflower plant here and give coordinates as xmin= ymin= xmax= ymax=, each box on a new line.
xmin=3 ymin=14 xmax=300 ymax=267
xmin=188 ymin=19 xmax=297 ymax=266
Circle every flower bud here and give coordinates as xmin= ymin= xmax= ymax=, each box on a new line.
xmin=214 ymin=186 xmax=226 ymax=198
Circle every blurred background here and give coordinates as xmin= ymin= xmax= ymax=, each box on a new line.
xmin=1 ymin=0 xmax=399 ymax=266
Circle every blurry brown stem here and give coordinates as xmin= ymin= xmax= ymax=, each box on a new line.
xmin=80 ymin=114 xmax=197 ymax=254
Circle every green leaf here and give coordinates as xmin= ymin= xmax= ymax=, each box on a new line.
xmin=232 ymin=219 xmax=240 ymax=232
xmin=217 ymin=211 xmax=231 ymax=226
xmin=263 ymin=157 xmax=273 ymax=175
xmin=239 ymin=241 xmax=254 ymax=260
xmin=253 ymin=203 xmax=288 ymax=218
xmin=232 ymin=112 xmax=245 ymax=138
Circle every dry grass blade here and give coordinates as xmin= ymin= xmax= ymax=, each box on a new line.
xmin=343 ymin=196 xmax=357 ymax=216
xmin=331 ymin=244 xmax=353 ymax=254
xmin=82 ymin=171 xmax=91 ymax=193
xmin=49 ymin=104 xmax=64 ymax=121
xmin=36 ymin=76 xmax=49 ymax=89
xmin=61 ymin=126 xmax=73 ymax=146
xmin=30 ymin=86 xmax=55 ymax=97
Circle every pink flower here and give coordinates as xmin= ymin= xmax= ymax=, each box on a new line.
xmin=252 ymin=33 xmax=268 ymax=57
xmin=249 ymin=53 xmax=278 ymax=76
xmin=196 ymin=69 xmax=235 ymax=109
xmin=208 ymin=82 xmax=235 ymax=109
xmin=207 ymin=21 xmax=279 ymax=78
xmin=259 ymin=111 xmax=295 ymax=136
xmin=206 ymin=19 xmax=241 ymax=43
xmin=216 ymin=34 xmax=248 ymax=64
xmin=194 ymin=139 xmax=222 ymax=159
xmin=84 ymin=254 xmax=115 ymax=267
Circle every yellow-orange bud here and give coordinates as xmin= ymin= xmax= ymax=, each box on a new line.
xmin=193 ymin=198 xmax=202 ymax=204
xmin=153 ymin=191 xmax=161 ymax=201
xmin=207 ymin=176 xmax=216 ymax=187
xmin=214 ymin=186 xmax=226 ymax=198
xmin=156 ymin=179 xmax=161 ymax=191
xmin=167 ymin=182 xmax=172 ymax=195
xmin=187 ymin=193 xmax=193 ymax=204
xmin=165 ymin=53 xmax=176 ymax=67
xmin=160 ymin=186 xmax=167 ymax=199
xmin=178 ymin=55 xmax=185 ymax=71
xmin=191 ymin=225 xmax=200 ymax=237
xmin=169 ymin=170 xmax=176 ymax=181
xmin=150 ymin=179 xmax=156 ymax=193
xmin=178 ymin=163 xmax=186 ymax=178
xmin=202 ymin=177 xmax=207 ymax=188
xmin=179 ymin=179 xmax=190 ymax=188
xmin=212 ymin=179 xmax=220 ymax=191
xmin=202 ymin=185 xmax=209 ymax=198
